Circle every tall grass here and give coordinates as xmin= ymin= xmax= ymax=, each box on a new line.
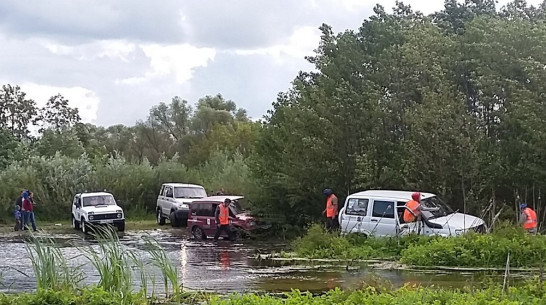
xmin=25 ymin=233 xmax=83 ymax=291
xmin=80 ymin=225 xmax=135 ymax=301
xmin=142 ymin=235 xmax=180 ymax=299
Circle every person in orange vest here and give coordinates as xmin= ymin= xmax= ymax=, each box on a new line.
xmin=214 ymin=198 xmax=234 ymax=241
xmin=519 ymin=203 xmax=537 ymax=234
xmin=322 ymin=189 xmax=338 ymax=232
xmin=403 ymin=192 xmax=438 ymax=234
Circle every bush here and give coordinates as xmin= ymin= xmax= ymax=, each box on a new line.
xmin=291 ymin=224 xmax=433 ymax=260
xmin=291 ymin=224 xmax=546 ymax=268
xmin=0 ymin=150 xmax=256 ymax=222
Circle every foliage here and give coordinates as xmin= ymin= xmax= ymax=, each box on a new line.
xmin=250 ymin=0 xmax=546 ymax=226
xmin=291 ymin=224 xmax=430 ymax=260
xmin=0 ymin=149 xmax=255 ymax=222
xmin=291 ymin=224 xmax=546 ymax=268
xmin=208 ymin=280 xmax=546 ymax=305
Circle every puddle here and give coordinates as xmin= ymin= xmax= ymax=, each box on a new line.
xmin=0 ymin=230 xmax=523 ymax=294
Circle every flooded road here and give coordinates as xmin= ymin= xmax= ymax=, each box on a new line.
xmin=0 ymin=229 xmax=512 ymax=294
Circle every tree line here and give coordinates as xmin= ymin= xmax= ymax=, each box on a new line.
xmin=2 ymin=0 xmax=546 ymax=230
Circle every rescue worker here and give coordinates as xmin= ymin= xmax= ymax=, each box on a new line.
xmin=214 ymin=198 xmax=234 ymax=241
xmin=519 ymin=203 xmax=537 ymax=234
xmin=403 ymin=192 xmax=438 ymax=234
xmin=322 ymin=189 xmax=338 ymax=232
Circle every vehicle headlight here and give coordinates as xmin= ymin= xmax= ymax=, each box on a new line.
xmin=117 ymin=213 xmax=122 ymax=219
xmin=248 ymin=221 xmax=256 ymax=227
xmin=89 ymin=215 xmax=94 ymax=220
xmin=180 ymin=204 xmax=188 ymax=209
xmin=455 ymin=229 xmax=464 ymax=235
xmin=116 ymin=210 xmax=122 ymax=213
xmin=88 ymin=212 xmax=94 ymax=215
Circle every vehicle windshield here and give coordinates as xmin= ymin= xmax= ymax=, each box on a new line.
xmin=83 ymin=195 xmax=116 ymax=207
xmin=174 ymin=187 xmax=207 ymax=199
xmin=230 ymin=199 xmax=245 ymax=215
xmin=420 ymin=196 xmax=454 ymax=219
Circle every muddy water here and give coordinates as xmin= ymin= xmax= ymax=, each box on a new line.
xmin=0 ymin=229 xmax=508 ymax=294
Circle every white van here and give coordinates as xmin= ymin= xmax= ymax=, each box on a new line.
xmin=338 ymin=190 xmax=486 ymax=237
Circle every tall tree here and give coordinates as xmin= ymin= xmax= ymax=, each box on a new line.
xmin=0 ymin=84 xmax=38 ymax=139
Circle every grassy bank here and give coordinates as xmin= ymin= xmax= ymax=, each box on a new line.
xmin=3 ymin=279 xmax=546 ymax=304
xmin=289 ymin=224 xmax=546 ymax=268
xmin=0 ymin=219 xmax=162 ymax=234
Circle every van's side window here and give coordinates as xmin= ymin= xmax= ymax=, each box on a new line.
xmin=372 ymin=201 xmax=395 ymax=218
xmin=346 ymin=198 xmax=369 ymax=216
xmin=165 ymin=187 xmax=173 ymax=198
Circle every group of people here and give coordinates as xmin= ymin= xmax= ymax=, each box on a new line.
xmin=14 ymin=190 xmax=38 ymax=232
xmin=321 ymin=189 xmax=539 ymax=234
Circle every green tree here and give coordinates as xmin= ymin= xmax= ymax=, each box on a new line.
xmin=0 ymin=84 xmax=38 ymax=139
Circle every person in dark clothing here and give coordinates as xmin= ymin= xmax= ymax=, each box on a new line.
xmin=22 ymin=191 xmax=37 ymax=232
xmin=214 ymin=198 xmax=234 ymax=241
xmin=14 ymin=190 xmax=25 ymax=230
xmin=14 ymin=205 xmax=21 ymax=231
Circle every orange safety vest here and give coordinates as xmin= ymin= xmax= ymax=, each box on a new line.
xmin=523 ymin=207 xmax=537 ymax=230
xmin=326 ymin=194 xmax=338 ymax=218
xmin=403 ymin=200 xmax=421 ymax=223
xmin=218 ymin=204 xmax=230 ymax=225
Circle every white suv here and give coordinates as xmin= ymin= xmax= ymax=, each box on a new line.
xmin=156 ymin=183 xmax=207 ymax=227
xmin=338 ymin=190 xmax=486 ymax=237
xmin=71 ymin=192 xmax=125 ymax=233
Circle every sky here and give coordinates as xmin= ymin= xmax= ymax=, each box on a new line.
xmin=0 ymin=0 xmax=541 ymax=127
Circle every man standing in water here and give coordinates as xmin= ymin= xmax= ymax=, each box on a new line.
xmin=214 ymin=198 xmax=234 ymax=241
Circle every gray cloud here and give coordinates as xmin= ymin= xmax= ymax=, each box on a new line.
xmin=4 ymin=0 xmax=533 ymax=127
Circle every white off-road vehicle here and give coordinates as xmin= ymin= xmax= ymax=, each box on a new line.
xmin=71 ymin=192 xmax=125 ymax=233
xmin=156 ymin=183 xmax=207 ymax=227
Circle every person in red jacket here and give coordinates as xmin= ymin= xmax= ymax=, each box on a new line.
xmin=22 ymin=191 xmax=37 ymax=231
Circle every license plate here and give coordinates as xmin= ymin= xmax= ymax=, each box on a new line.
xmin=99 ymin=220 xmax=113 ymax=224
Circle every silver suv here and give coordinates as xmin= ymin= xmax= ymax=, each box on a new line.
xmin=156 ymin=183 xmax=207 ymax=227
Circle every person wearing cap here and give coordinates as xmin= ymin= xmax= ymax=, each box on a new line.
xmin=214 ymin=198 xmax=234 ymax=241
xmin=519 ymin=203 xmax=537 ymax=234
xmin=322 ymin=189 xmax=338 ymax=232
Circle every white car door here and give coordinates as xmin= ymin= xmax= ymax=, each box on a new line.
xmin=161 ymin=186 xmax=172 ymax=216
xmin=365 ymin=199 xmax=397 ymax=236
xmin=340 ymin=198 xmax=370 ymax=234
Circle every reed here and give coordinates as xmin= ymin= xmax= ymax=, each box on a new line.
xmin=142 ymin=234 xmax=181 ymax=300
xmin=25 ymin=233 xmax=83 ymax=291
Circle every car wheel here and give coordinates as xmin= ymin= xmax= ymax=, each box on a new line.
xmin=117 ymin=221 xmax=125 ymax=232
xmin=72 ymin=215 xmax=80 ymax=230
xmin=192 ymin=226 xmax=205 ymax=240
xmin=157 ymin=209 xmax=166 ymax=225
xmin=169 ymin=211 xmax=180 ymax=227
xmin=81 ymin=219 xmax=88 ymax=234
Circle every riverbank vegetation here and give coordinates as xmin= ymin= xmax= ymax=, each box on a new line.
xmin=290 ymin=224 xmax=546 ymax=268
xmin=4 ymin=1 xmax=546 ymax=232
xmin=4 ymin=278 xmax=546 ymax=304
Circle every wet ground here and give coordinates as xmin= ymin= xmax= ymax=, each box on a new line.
xmin=0 ymin=229 xmax=516 ymax=294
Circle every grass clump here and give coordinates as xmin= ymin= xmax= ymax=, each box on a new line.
xmin=291 ymin=224 xmax=431 ymax=260
xmin=206 ymin=279 xmax=546 ymax=304
xmin=25 ymin=233 xmax=83 ymax=291
xmin=291 ymin=223 xmax=546 ymax=268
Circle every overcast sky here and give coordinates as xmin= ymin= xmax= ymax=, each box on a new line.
xmin=0 ymin=0 xmax=540 ymax=127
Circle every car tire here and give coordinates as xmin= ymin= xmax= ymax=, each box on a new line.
xmin=169 ymin=211 xmax=180 ymax=228
xmin=81 ymin=218 xmax=88 ymax=234
xmin=72 ymin=215 xmax=80 ymax=230
xmin=117 ymin=221 xmax=125 ymax=232
xmin=192 ymin=226 xmax=206 ymax=240
xmin=157 ymin=209 xmax=166 ymax=226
